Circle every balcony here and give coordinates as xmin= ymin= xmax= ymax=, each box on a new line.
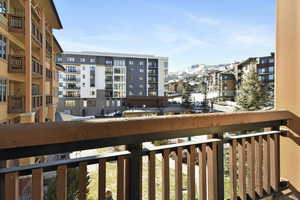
xmin=32 ymin=58 xmax=43 ymax=77
xmin=46 ymin=68 xmax=52 ymax=81
xmin=46 ymin=41 xmax=52 ymax=55
xmin=32 ymin=95 xmax=42 ymax=109
xmin=32 ymin=22 xmax=43 ymax=46
xmin=8 ymin=55 xmax=25 ymax=73
xmin=0 ymin=111 xmax=298 ymax=199
xmin=46 ymin=95 xmax=52 ymax=105
xmin=7 ymin=96 xmax=24 ymax=113
xmin=7 ymin=14 xmax=24 ymax=33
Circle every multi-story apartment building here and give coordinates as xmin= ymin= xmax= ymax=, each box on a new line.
xmin=0 ymin=0 xmax=63 ymax=124
xmin=57 ymin=52 xmax=168 ymax=116
xmin=236 ymin=53 xmax=275 ymax=93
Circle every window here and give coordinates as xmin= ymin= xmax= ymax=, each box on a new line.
xmin=140 ymin=69 xmax=144 ymax=73
xmin=57 ymin=57 xmax=62 ymax=62
xmin=65 ymin=100 xmax=76 ymax=107
xmin=139 ymin=61 xmax=145 ymax=66
xmin=80 ymin=58 xmax=86 ymax=62
xmin=139 ymin=76 xmax=144 ymax=81
xmin=129 ymin=84 xmax=133 ymax=88
xmin=269 ymin=74 xmax=274 ymax=81
xmin=114 ymin=59 xmax=125 ymax=66
xmin=129 ymin=91 xmax=133 ymax=95
xmin=0 ymin=34 xmax=6 ymax=60
xmin=105 ymin=60 xmax=113 ymax=65
xmin=139 ymin=84 xmax=144 ymax=88
xmin=269 ymin=58 xmax=274 ymax=63
xmin=0 ymin=1 xmax=7 ymax=15
xmin=129 ymin=60 xmax=134 ymax=65
xmin=139 ymin=92 xmax=144 ymax=96
xmin=91 ymin=91 xmax=95 ymax=96
xmin=67 ymin=57 xmax=75 ymax=62
xmin=82 ymin=75 xmax=85 ymax=79
xmin=90 ymin=58 xmax=96 ymax=63
xmin=82 ymin=66 xmax=85 ymax=70
xmin=106 ymin=100 xmax=110 ymax=107
xmin=269 ymin=66 xmax=274 ymax=73
xmin=0 ymin=79 xmax=6 ymax=102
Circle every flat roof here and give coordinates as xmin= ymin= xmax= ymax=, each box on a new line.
xmin=62 ymin=51 xmax=168 ymax=59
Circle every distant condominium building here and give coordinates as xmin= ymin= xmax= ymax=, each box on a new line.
xmin=0 ymin=0 xmax=63 ymax=124
xmin=236 ymin=53 xmax=275 ymax=92
xmin=56 ymin=51 xmax=168 ymax=116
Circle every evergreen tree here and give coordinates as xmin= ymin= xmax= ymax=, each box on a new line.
xmin=237 ymin=67 xmax=267 ymax=111
xmin=45 ymin=168 xmax=90 ymax=200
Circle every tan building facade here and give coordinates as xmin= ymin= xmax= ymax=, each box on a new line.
xmin=276 ymin=0 xmax=300 ymax=191
xmin=0 ymin=0 xmax=63 ymax=124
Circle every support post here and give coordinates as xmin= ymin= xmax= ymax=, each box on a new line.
xmin=125 ymin=144 xmax=142 ymax=200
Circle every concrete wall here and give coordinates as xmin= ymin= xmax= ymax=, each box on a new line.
xmin=276 ymin=0 xmax=300 ymax=190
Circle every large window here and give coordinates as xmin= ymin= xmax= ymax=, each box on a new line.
xmin=0 ymin=79 xmax=6 ymax=102
xmin=67 ymin=57 xmax=75 ymax=62
xmin=0 ymin=34 xmax=7 ymax=60
xmin=114 ymin=59 xmax=125 ymax=66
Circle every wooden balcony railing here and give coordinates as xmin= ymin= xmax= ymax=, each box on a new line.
xmin=0 ymin=111 xmax=297 ymax=200
xmin=8 ymin=55 xmax=25 ymax=73
xmin=32 ymin=95 xmax=42 ymax=109
xmin=32 ymin=22 xmax=42 ymax=46
xmin=7 ymin=96 xmax=24 ymax=113
xmin=8 ymin=14 xmax=24 ymax=33
xmin=46 ymin=95 xmax=52 ymax=105
xmin=32 ymin=58 xmax=43 ymax=77
xmin=46 ymin=68 xmax=52 ymax=81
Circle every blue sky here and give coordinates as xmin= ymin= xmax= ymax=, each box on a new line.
xmin=53 ymin=0 xmax=275 ymax=72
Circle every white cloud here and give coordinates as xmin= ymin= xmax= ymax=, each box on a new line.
xmin=185 ymin=12 xmax=219 ymax=25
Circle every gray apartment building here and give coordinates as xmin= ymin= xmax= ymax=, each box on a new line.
xmin=56 ymin=51 xmax=168 ymax=116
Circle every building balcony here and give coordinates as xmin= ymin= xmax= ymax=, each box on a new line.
xmin=32 ymin=22 xmax=43 ymax=47
xmin=32 ymin=58 xmax=43 ymax=77
xmin=46 ymin=41 xmax=52 ymax=55
xmin=7 ymin=96 xmax=25 ymax=113
xmin=46 ymin=68 xmax=52 ymax=81
xmin=46 ymin=95 xmax=52 ymax=105
xmin=8 ymin=55 xmax=25 ymax=73
xmin=7 ymin=14 xmax=24 ymax=33
xmin=0 ymin=111 xmax=299 ymax=199
xmin=32 ymin=95 xmax=42 ymax=109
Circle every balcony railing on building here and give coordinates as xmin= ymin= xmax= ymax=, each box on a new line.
xmin=0 ymin=111 xmax=297 ymax=200
xmin=46 ymin=69 xmax=52 ymax=81
xmin=7 ymin=96 xmax=24 ymax=113
xmin=32 ymin=58 xmax=43 ymax=77
xmin=46 ymin=95 xmax=52 ymax=105
xmin=32 ymin=95 xmax=42 ymax=109
xmin=8 ymin=14 xmax=24 ymax=33
xmin=46 ymin=41 xmax=52 ymax=55
xmin=32 ymin=22 xmax=43 ymax=46
xmin=8 ymin=56 xmax=25 ymax=73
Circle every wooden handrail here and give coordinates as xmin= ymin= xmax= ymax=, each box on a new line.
xmin=0 ymin=110 xmax=292 ymax=151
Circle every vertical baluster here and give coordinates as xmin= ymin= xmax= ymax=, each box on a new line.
xmin=117 ymin=156 xmax=125 ymax=200
xmin=188 ymin=145 xmax=196 ymax=200
xmin=148 ymin=151 xmax=156 ymax=200
xmin=175 ymin=147 xmax=183 ymax=200
xmin=199 ymin=144 xmax=207 ymax=200
xmin=4 ymin=172 xmax=19 ymax=200
xmin=238 ymin=138 xmax=247 ymax=200
xmin=263 ymin=135 xmax=271 ymax=194
xmin=247 ymin=137 xmax=256 ymax=199
xmin=162 ymin=149 xmax=170 ymax=200
xmin=98 ymin=159 xmax=106 ymax=200
xmin=255 ymin=136 xmax=263 ymax=197
xmin=79 ymin=162 xmax=88 ymax=200
xmin=207 ymin=142 xmax=218 ymax=200
xmin=270 ymin=132 xmax=280 ymax=192
xmin=57 ymin=165 xmax=67 ymax=200
xmin=32 ymin=168 xmax=43 ymax=200
xmin=229 ymin=139 xmax=237 ymax=200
